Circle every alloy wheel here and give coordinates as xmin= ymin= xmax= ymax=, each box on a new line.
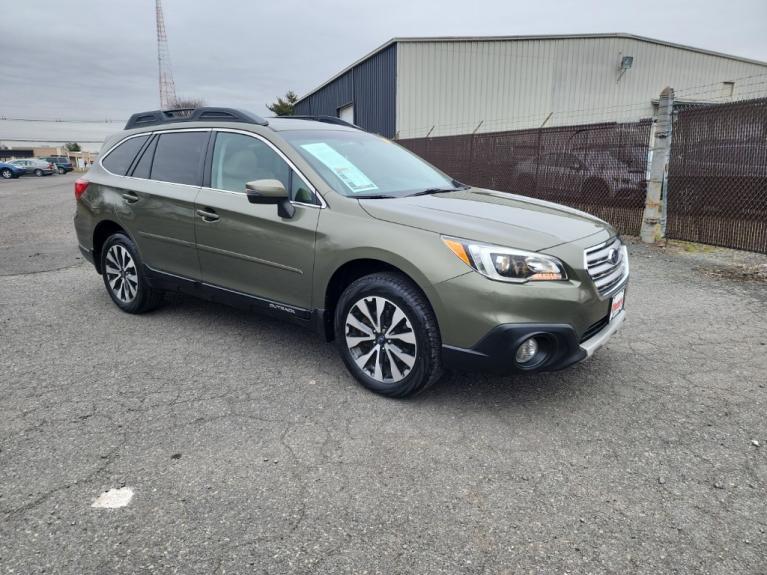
xmin=105 ymin=244 xmax=138 ymax=303
xmin=345 ymin=296 xmax=417 ymax=383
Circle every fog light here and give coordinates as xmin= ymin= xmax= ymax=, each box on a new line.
xmin=515 ymin=337 xmax=539 ymax=364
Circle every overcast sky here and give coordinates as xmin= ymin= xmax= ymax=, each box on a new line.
xmin=1 ymin=0 xmax=766 ymax=146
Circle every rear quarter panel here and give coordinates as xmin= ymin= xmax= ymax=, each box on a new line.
xmin=74 ymin=165 xmax=137 ymax=254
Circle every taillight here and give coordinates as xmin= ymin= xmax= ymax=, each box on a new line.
xmin=74 ymin=179 xmax=89 ymax=200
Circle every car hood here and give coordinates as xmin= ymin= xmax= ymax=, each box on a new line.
xmin=358 ymin=188 xmax=614 ymax=251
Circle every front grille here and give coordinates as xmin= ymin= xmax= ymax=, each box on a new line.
xmin=585 ymin=237 xmax=628 ymax=297
xmin=580 ymin=315 xmax=609 ymax=343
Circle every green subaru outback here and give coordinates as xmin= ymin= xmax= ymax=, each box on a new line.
xmin=74 ymin=107 xmax=628 ymax=397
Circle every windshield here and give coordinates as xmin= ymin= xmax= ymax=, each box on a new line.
xmin=281 ymin=129 xmax=458 ymax=198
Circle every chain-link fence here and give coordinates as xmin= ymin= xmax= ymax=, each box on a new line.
xmin=400 ymin=121 xmax=652 ymax=236
xmin=399 ymin=97 xmax=767 ymax=253
xmin=666 ymin=97 xmax=767 ymax=253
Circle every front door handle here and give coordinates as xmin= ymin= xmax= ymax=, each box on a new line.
xmin=196 ymin=208 xmax=220 ymax=222
xmin=122 ymin=192 xmax=139 ymax=203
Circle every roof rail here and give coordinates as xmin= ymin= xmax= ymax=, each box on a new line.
xmin=285 ymin=115 xmax=360 ymax=129
xmin=124 ymin=107 xmax=269 ymax=130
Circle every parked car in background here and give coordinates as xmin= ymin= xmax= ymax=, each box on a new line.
xmin=6 ymin=159 xmax=55 ymax=176
xmin=514 ymin=150 xmax=645 ymax=205
xmin=0 ymin=161 xmax=26 ymax=179
xmin=42 ymin=156 xmax=74 ymax=174
xmin=667 ymin=139 xmax=767 ymax=218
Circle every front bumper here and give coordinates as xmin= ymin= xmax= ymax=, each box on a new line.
xmin=441 ymin=310 xmax=625 ymax=373
xmin=580 ymin=309 xmax=624 ymax=357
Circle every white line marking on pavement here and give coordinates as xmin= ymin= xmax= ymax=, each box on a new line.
xmin=91 ymin=487 xmax=134 ymax=509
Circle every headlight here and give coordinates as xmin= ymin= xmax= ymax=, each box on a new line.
xmin=442 ymin=236 xmax=568 ymax=282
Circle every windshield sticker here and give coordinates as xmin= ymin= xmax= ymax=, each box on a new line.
xmin=300 ymin=143 xmax=378 ymax=193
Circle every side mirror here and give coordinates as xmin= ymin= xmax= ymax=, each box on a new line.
xmin=246 ymin=179 xmax=288 ymax=203
xmin=245 ymin=179 xmax=295 ymax=218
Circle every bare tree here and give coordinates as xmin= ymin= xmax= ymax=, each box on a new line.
xmin=168 ymin=97 xmax=207 ymax=116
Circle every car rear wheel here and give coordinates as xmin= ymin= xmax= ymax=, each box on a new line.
xmin=334 ymin=272 xmax=443 ymax=398
xmin=34 ymin=169 xmax=43 ymax=177
xmin=57 ymin=167 xmax=65 ymax=175
xmin=1 ymin=168 xmax=12 ymax=179
xmin=100 ymin=232 xmax=163 ymax=314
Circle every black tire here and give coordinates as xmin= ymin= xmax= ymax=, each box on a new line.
xmin=100 ymin=232 xmax=163 ymax=314
xmin=334 ymin=272 xmax=443 ymax=398
xmin=1 ymin=168 xmax=12 ymax=179
xmin=34 ymin=169 xmax=43 ymax=177
xmin=57 ymin=167 xmax=65 ymax=175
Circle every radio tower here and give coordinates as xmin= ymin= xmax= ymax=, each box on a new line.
xmin=155 ymin=0 xmax=177 ymax=109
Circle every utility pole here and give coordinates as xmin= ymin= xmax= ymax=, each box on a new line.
xmin=641 ymin=87 xmax=674 ymax=243
xmin=156 ymin=0 xmax=177 ymax=110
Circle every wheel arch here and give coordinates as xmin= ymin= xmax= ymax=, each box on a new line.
xmin=320 ymin=254 xmax=442 ymax=342
xmin=92 ymin=219 xmax=132 ymax=274
xmin=582 ymin=176 xmax=612 ymax=196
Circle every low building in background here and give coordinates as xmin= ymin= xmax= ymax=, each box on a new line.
xmin=294 ymin=33 xmax=767 ymax=139
xmin=0 ymin=144 xmax=98 ymax=170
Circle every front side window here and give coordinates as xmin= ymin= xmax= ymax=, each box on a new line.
xmin=150 ymin=132 xmax=207 ymax=186
xmin=102 ymin=135 xmax=149 ymax=175
xmin=281 ymin=129 xmax=457 ymax=198
xmin=210 ymin=132 xmax=317 ymax=204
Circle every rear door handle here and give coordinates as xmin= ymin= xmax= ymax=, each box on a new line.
xmin=122 ymin=192 xmax=139 ymax=203
xmin=196 ymin=208 xmax=220 ymax=222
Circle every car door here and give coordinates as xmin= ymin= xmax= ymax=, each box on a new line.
xmin=194 ymin=130 xmax=321 ymax=310
xmin=13 ymin=160 xmax=30 ymax=174
xmin=101 ymin=130 xmax=207 ymax=280
xmin=536 ymin=153 xmax=559 ymax=198
xmin=560 ymin=153 xmax=586 ymax=198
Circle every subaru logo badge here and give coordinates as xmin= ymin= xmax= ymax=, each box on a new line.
xmin=608 ymin=248 xmax=619 ymax=265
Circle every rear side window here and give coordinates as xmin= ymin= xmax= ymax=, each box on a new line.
xmin=150 ymin=132 xmax=207 ymax=186
xmin=130 ymin=136 xmax=158 ymax=179
xmin=102 ymin=135 xmax=149 ymax=175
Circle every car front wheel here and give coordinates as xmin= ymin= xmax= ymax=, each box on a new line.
xmin=334 ymin=272 xmax=443 ymax=398
xmin=57 ymin=167 xmax=65 ymax=175
xmin=1 ymin=168 xmax=13 ymax=179
xmin=100 ymin=232 xmax=163 ymax=314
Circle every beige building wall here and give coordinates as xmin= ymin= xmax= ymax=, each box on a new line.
xmin=395 ymin=35 xmax=767 ymax=138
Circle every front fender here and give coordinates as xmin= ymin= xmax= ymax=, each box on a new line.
xmin=313 ymin=204 xmax=469 ymax=332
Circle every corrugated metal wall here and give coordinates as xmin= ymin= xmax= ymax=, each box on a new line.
xmin=293 ymin=44 xmax=397 ymax=138
xmin=395 ymin=38 xmax=767 ymax=138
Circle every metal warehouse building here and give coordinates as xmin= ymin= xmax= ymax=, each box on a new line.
xmin=294 ymin=33 xmax=767 ymax=139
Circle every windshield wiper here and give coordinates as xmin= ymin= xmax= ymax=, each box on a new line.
xmin=354 ymin=194 xmax=398 ymax=199
xmin=409 ymin=183 xmax=469 ymax=197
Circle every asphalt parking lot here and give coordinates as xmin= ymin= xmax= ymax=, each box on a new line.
xmin=1 ymin=173 xmax=766 ymax=574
